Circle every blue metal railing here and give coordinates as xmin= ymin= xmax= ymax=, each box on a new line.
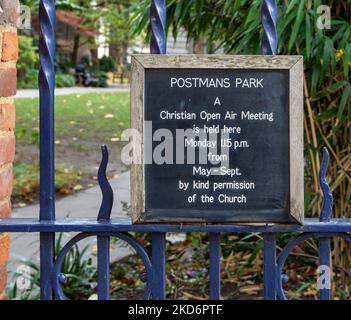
xmin=0 ymin=0 xmax=348 ymax=300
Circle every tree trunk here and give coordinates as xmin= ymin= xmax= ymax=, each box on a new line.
xmin=91 ymin=47 xmax=99 ymax=67
xmin=72 ymin=33 xmax=80 ymax=64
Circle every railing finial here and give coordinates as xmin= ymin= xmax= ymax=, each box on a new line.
xmin=150 ymin=0 xmax=167 ymax=54
xmin=97 ymin=145 xmax=114 ymax=221
xmin=319 ymin=147 xmax=333 ymax=222
xmin=261 ymin=0 xmax=278 ymax=55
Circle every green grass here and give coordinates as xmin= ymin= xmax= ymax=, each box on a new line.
xmin=15 ymin=92 xmax=130 ymax=146
xmin=14 ymin=92 xmax=131 ymax=204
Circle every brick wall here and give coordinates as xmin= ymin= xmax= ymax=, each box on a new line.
xmin=0 ymin=0 xmax=19 ymax=298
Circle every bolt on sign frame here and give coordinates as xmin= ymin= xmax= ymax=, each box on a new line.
xmin=0 ymin=0 xmax=346 ymax=300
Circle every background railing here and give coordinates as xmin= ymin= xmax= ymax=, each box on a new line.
xmin=0 ymin=0 xmax=349 ymax=300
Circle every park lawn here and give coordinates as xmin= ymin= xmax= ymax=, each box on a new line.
xmin=14 ymin=92 xmax=130 ymax=206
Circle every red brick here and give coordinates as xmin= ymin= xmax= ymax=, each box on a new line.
xmin=1 ymin=32 xmax=18 ymax=62
xmin=0 ymin=104 xmax=15 ymax=131
xmin=0 ymin=265 xmax=7 ymax=294
xmin=0 ymin=69 xmax=16 ymax=97
xmin=0 ymin=167 xmax=12 ymax=199
xmin=0 ymin=1 xmax=20 ymax=27
xmin=0 ymin=234 xmax=9 ymax=267
xmin=0 ymin=134 xmax=15 ymax=165
xmin=0 ymin=199 xmax=10 ymax=218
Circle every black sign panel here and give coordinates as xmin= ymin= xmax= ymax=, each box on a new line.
xmin=143 ymin=68 xmax=292 ymax=222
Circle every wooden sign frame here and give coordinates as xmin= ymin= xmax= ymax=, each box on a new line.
xmin=131 ymin=55 xmax=304 ymax=224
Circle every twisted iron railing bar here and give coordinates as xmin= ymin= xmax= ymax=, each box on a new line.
xmin=261 ymin=0 xmax=278 ymax=300
xmin=39 ymin=0 xmax=56 ymax=300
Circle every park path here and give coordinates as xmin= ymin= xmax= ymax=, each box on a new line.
xmin=16 ymin=85 xmax=129 ymax=99
xmin=8 ymin=171 xmax=133 ymax=280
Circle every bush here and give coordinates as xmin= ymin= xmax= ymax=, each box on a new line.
xmin=99 ymin=56 xmax=116 ymax=72
xmin=17 ymin=36 xmax=39 ymax=89
xmin=55 ymin=74 xmax=76 ymax=88
xmin=18 ymin=70 xmax=39 ymax=89
xmin=97 ymin=71 xmax=108 ymax=88
xmin=55 ymin=52 xmax=74 ymax=74
xmin=90 ymin=71 xmax=108 ymax=88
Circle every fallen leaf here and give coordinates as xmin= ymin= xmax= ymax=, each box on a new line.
xmin=303 ymin=288 xmax=317 ymax=297
xmin=88 ymin=294 xmax=98 ymax=300
xmin=182 ymin=292 xmax=208 ymax=300
xmin=73 ymin=184 xmax=83 ymax=191
xmin=239 ymin=285 xmax=262 ymax=295
xmin=59 ymin=188 xmax=71 ymax=194
xmin=104 ymin=113 xmax=114 ymax=119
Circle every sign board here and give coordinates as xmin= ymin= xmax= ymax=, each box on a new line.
xmin=130 ymin=55 xmax=304 ymax=224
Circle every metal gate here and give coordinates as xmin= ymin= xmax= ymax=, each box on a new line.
xmin=2 ymin=0 xmax=349 ymax=300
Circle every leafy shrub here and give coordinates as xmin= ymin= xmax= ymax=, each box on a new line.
xmin=6 ymin=233 xmax=97 ymax=300
xmin=18 ymin=70 xmax=39 ymax=89
xmin=55 ymin=74 xmax=76 ymax=88
xmin=55 ymin=52 xmax=74 ymax=74
xmin=12 ymin=163 xmax=81 ymax=203
xmin=90 ymin=71 xmax=109 ymax=88
xmin=99 ymin=56 xmax=116 ymax=72
xmin=17 ymin=36 xmax=39 ymax=89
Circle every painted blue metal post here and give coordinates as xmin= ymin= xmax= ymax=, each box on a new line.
xmin=263 ymin=233 xmax=277 ymax=299
xmin=97 ymin=235 xmax=110 ymax=300
xmin=151 ymin=233 xmax=166 ymax=299
xmin=209 ymin=233 xmax=221 ymax=300
xmin=39 ymin=0 xmax=56 ymax=300
xmin=261 ymin=0 xmax=278 ymax=300
xmin=318 ymin=148 xmax=333 ymax=300
xmin=319 ymin=237 xmax=331 ymax=300
xmin=149 ymin=0 xmax=167 ymax=300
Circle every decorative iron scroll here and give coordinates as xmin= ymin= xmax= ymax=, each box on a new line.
xmin=276 ymin=233 xmax=351 ymax=300
xmin=319 ymin=147 xmax=333 ymax=222
xmin=98 ymin=145 xmax=114 ymax=221
xmin=51 ymin=232 xmax=153 ymax=300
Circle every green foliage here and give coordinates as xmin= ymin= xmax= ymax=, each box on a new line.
xmin=99 ymin=56 xmax=116 ymax=72
xmin=13 ymin=163 xmax=81 ymax=202
xmin=6 ymin=233 xmax=97 ymax=300
xmin=17 ymin=70 xmax=39 ymax=89
xmin=55 ymin=74 xmax=76 ymax=88
xmin=17 ymin=36 xmax=39 ymax=89
xmin=14 ymin=92 xmax=130 ymax=204
xmin=96 ymin=71 xmax=109 ymax=88
xmin=55 ymin=53 xmax=75 ymax=74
